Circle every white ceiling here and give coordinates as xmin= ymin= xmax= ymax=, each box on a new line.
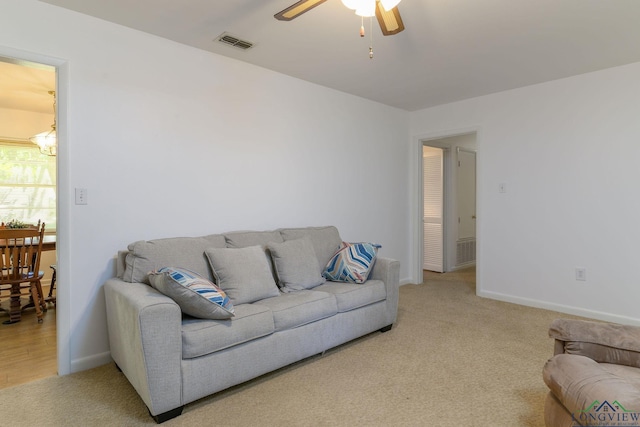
xmin=0 ymin=58 xmax=56 ymax=114
xmin=31 ymin=0 xmax=640 ymax=111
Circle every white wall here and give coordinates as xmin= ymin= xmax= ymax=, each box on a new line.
xmin=0 ymin=1 xmax=410 ymax=374
xmin=410 ymin=61 xmax=640 ymax=325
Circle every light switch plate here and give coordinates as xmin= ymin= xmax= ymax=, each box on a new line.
xmin=75 ymin=188 xmax=88 ymax=205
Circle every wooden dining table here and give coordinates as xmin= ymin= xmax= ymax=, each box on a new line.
xmin=40 ymin=235 xmax=56 ymax=252
xmin=1 ymin=234 xmax=56 ymax=324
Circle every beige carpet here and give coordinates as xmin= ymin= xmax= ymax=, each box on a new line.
xmin=0 ymin=268 xmax=577 ymax=426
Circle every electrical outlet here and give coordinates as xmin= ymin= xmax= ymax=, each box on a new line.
xmin=75 ymin=188 xmax=88 ymax=205
xmin=575 ymin=268 xmax=586 ymax=282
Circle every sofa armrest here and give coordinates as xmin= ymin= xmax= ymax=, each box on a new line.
xmin=104 ymin=278 xmax=183 ymax=416
xmin=549 ymin=318 xmax=640 ymax=368
xmin=370 ymin=257 xmax=400 ymax=325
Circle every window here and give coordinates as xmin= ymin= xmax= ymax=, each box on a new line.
xmin=0 ymin=141 xmax=56 ymax=232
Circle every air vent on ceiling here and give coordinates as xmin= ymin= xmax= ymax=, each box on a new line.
xmin=216 ymin=33 xmax=254 ymax=51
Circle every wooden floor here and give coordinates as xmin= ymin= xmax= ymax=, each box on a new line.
xmin=0 ymin=288 xmax=57 ymax=390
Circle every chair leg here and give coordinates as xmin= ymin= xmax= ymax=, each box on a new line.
xmin=30 ymin=282 xmax=44 ymax=324
xmin=47 ymin=265 xmax=57 ymax=306
xmin=36 ymin=280 xmax=46 ymax=312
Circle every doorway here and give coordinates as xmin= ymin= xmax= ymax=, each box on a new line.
xmin=0 ymin=55 xmax=58 ymax=387
xmin=420 ymin=132 xmax=477 ymax=275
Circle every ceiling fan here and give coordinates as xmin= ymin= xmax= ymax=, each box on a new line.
xmin=275 ymin=0 xmax=405 ymax=36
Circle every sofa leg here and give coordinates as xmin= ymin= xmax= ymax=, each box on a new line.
xmin=151 ymin=406 xmax=184 ymax=424
xmin=379 ymin=324 xmax=393 ymax=333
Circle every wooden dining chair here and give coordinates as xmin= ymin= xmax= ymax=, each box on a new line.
xmin=46 ymin=264 xmax=56 ymax=306
xmin=0 ymin=222 xmax=47 ymax=324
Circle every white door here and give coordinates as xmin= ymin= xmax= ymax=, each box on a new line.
xmin=423 ymin=146 xmax=444 ymax=272
xmin=456 ymin=148 xmax=477 ymax=266
xmin=457 ymin=149 xmax=476 ymax=240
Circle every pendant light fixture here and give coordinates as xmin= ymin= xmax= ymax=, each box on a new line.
xmin=29 ymin=90 xmax=57 ymax=156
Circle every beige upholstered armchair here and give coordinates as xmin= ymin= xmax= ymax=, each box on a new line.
xmin=543 ymin=319 xmax=640 ymax=426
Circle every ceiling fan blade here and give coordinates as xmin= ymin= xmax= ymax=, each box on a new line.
xmin=275 ymin=0 xmax=328 ymax=21
xmin=375 ymin=3 xmax=405 ymax=36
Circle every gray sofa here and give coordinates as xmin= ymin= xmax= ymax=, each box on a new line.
xmin=104 ymin=226 xmax=400 ymax=423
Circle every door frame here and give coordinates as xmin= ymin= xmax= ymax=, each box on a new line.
xmin=0 ymin=46 xmax=71 ymax=376
xmin=412 ymin=127 xmax=481 ymax=285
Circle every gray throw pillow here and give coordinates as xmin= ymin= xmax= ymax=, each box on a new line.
xmin=205 ymin=245 xmax=280 ymax=305
xmin=267 ymin=237 xmax=325 ymax=292
xmin=279 ymin=226 xmax=342 ymax=270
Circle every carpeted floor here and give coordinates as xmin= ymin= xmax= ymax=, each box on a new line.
xmin=0 ymin=267 xmax=578 ymax=426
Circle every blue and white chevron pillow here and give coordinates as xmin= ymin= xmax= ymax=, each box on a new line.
xmin=323 ymin=242 xmax=381 ymax=284
xmin=149 ymin=267 xmax=235 ymax=319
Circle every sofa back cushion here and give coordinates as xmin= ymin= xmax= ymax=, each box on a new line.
xmin=279 ymin=226 xmax=342 ymax=271
xmin=121 ymin=227 xmax=341 ymax=285
xmin=123 ymin=234 xmax=226 ymax=284
xmin=224 ymin=230 xmax=284 ymax=248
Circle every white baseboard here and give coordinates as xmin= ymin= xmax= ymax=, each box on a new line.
xmin=478 ymin=289 xmax=640 ymax=327
xmin=449 ymin=262 xmax=475 ymax=272
xmin=70 ymin=351 xmax=112 ymax=373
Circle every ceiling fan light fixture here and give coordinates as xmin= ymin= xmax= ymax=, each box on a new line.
xmin=380 ymin=0 xmax=401 ymax=11
xmin=341 ymin=0 xmax=375 ymax=16
xmin=341 ymin=0 xmax=361 ymax=10
xmin=276 ymin=0 xmax=405 ymax=58
xmin=275 ymin=0 xmax=328 ymax=21
xmin=355 ymin=2 xmax=376 ymax=17
xmin=342 ymin=0 xmax=402 ymax=14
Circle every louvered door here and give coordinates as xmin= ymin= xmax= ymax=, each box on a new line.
xmin=423 ymin=146 xmax=444 ymax=272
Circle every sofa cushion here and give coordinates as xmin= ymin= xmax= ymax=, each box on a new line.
xmin=224 ymin=230 xmax=284 ymax=248
xmin=267 ymin=237 xmax=325 ymax=292
xmin=314 ymin=280 xmax=386 ymax=312
xmin=123 ymin=234 xmax=226 ymax=284
xmin=181 ymin=304 xmax=274 ymax=359
xmin=543 ymin=354 xmax=640 ymax=416
xmin=148 ymin=267 xmax=234 ymax=320
xmin=279 ymin=226 xmax=342 ymax=271
xmin=205 ymin=245 xmax=280 ymax=305
xmin=323 ymin=242 xmax=381 ymax=284
xmin=253 ymin=290 xmax=337 ymax=332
